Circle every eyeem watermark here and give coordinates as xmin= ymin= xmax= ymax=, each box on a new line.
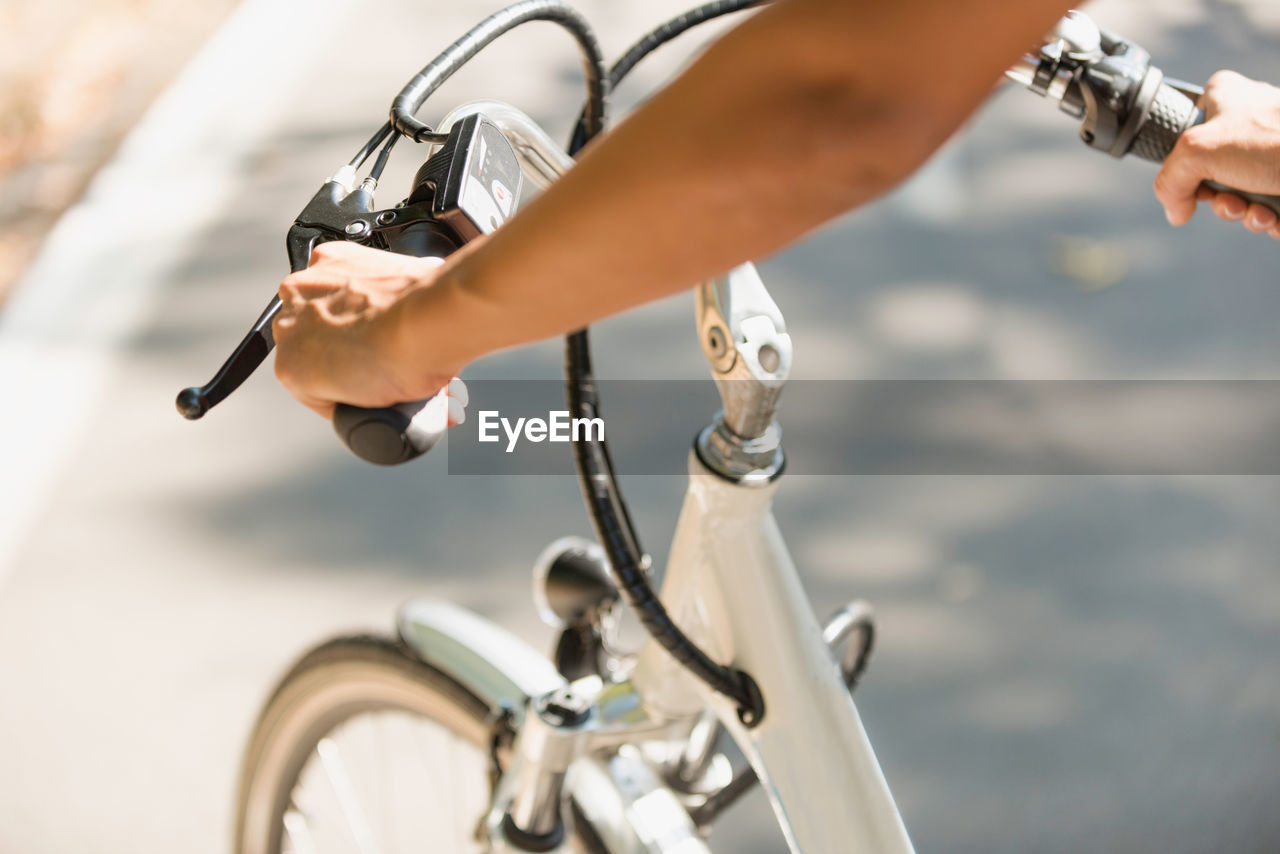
xmin=449 ymin=380 xmax=1280 ymax=475
xmin=478 ymin=410 xmax=604 ymax=453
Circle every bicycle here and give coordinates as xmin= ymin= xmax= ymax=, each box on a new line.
xmin=175 ymin=4 xmax=1280 ymax=852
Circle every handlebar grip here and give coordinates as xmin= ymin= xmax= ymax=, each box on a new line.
xmin=332 ymin=391 xmax=450 ymax=466
xmin=1129 ymin=81 xmax=1198 ymax=163
xmin=330 ymin=223 xmax=458 ymax=466
xmin=1131 ymin=81 xmax=1280 ymax=217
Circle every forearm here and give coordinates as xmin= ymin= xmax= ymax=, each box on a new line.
xmin=399 ymin=0 xmax=1072 ymax=371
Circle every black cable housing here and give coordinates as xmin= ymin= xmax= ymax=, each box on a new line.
xmin=390 ymin=0 xmax=606 ymax=144
xmin=369 ymin=132 xmax=400 ymax=183
xmin=565 ymin=332 xmax=763 ymax=724
xmin=350 ymin=121 xmax=394 ymax=168
xmin=569 ymin=0 xmax=765 ymax=153
xmin=610 ymin=0 xmax=765 ymax=88
xmin=563 ymin=0 xmax=767 ymax=726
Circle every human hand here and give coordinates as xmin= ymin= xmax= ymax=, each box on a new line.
xmin=1154 ymin=71 xmax=1280 ymax=239
xmin=273 ymin=240 xmax=468 ymax=421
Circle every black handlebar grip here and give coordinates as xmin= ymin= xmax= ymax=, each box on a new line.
xmin=333 ymin=393 xmax=450 ymax=466
xmin=1131 ymin=81 xmax=1280 ymax=217
xmin=1129 ymin=81 xmax=1197 ymax=163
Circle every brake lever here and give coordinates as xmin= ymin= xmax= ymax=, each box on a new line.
xmin=173 ymin=155 xmax=447 ymax=413
xmin=174 ymin=203 xmax=341 ymax=421
xmin=175 ymin=293 xmax=284 ymax=420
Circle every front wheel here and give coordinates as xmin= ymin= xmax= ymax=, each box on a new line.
xmin=234 ymin=635 xmax=499 ymax=854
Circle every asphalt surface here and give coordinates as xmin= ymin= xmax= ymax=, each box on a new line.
xmin=0 ymin=1 xmax=1278 ymax=852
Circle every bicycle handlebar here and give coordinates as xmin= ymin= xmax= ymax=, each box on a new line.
xmin=188 ymin=6 xmax=1275 ymax=468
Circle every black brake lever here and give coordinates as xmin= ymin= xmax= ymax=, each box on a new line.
xmin=175 ymin=294 xmax=284 ymax=420
xmin=175 ymin=215 xmax=330 ymax=420
xmin=174 ymin=181 xmax=452 ymax=464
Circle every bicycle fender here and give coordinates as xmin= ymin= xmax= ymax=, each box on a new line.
xmin=397 ymin=599 xmax=566 ymax=721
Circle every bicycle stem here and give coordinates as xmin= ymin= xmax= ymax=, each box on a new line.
xmin=694 ymin=263 xmax=792 ymax=484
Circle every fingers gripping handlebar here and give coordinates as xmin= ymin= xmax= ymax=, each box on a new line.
xmin=1128 ymin=82 xmax=1280 ymax=215
xmin=1011 ymin=10 xmax=1280 ymax=218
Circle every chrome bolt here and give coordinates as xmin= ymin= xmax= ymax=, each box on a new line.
xmin=344 ymin=220 xmax=369 ymax=236
xmin=376 ymin=211 xmax=397 ymax=226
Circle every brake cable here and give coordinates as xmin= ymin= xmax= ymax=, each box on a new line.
xmin=562 ymin=0 xmax=770 ymax=727
xmin=390 ymin=0 xmax=606 ymax=144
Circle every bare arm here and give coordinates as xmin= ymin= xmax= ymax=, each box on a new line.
xmin=275 ymin=0 xmax=1072 ymax=414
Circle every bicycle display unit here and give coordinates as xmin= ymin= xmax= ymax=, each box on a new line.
xmin=176 ymin=4 xmax=1279 ymax=852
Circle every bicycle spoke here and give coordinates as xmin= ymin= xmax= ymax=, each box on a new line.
xmin=448 ymin=731 xmax=464 ymax=850
xmin=283 ymin=808 xmax=320 ymax=854
xmin=374 ymin=713 xmax=397 ymax=854
xmin=316 ymin=736 xmax=383 ymax=854
xmin=410 ymin=717 xmax=439 ymax=840
xmin=279 ymin=695 xmax=492 ymax=852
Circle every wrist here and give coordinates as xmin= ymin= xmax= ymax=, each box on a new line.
xmin=385 ymin=250 xmax=499 ymax=393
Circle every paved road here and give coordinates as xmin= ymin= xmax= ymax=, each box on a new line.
xmin=0 ymin=1 xmax=1278 ymax=852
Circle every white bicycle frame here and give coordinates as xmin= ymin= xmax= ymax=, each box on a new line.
xmin=397 ymin=102 xmax=914 ymax=854
xmin=631 ymin=455 xmax=913 ymax=853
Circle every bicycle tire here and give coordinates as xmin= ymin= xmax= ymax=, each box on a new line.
xmin=234 ymin=634 xmax=500 ymax=854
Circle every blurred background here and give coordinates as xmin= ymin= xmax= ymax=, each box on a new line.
xmin=0 ymin=0 xmax=238 ymax=299
xmin=0 ymin=0 xmax=1277 ymax=852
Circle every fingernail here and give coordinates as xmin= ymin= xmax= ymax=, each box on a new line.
xmin=448 ymin=396 xmax=466 ymax=426
xmin=1165 ymin=209 xmax=1179 ymax=226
